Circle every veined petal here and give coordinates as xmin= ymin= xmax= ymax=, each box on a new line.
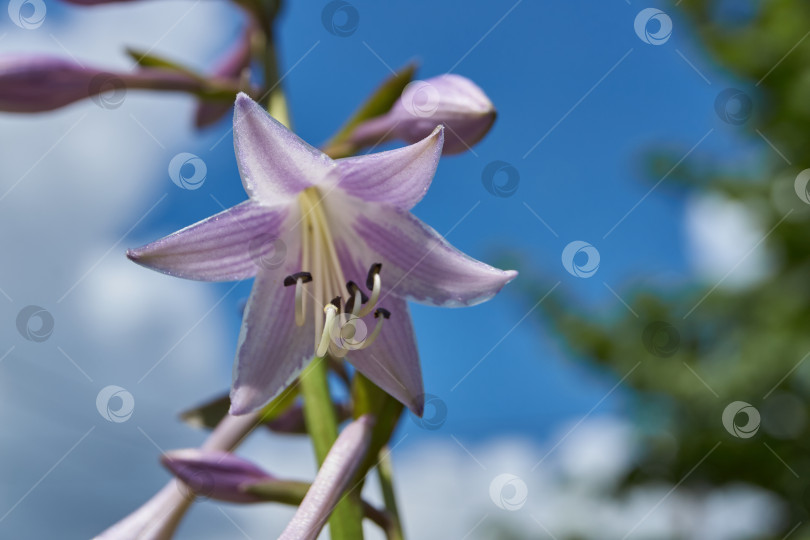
xmin=230 ymin=262 xmax=314 ymax=415
xmin=334 ymin=126 xmax=443 ymax=210
xmin=127 ymin=201 xmax=289 ymax=282
xmin=162 ymin=449 xmax=274 ymax=503
xmin=234 ymin=93 xmax=334 ymax=204
xmin=340 ymin=196 xmax=517 ymax=307
xmin=336 ymin=245 xmax=424 ymax=414
xmin=279 ymin=416 xmax=374 ymax=540
xmin=349 ymin=297 xmax=424 ymax=415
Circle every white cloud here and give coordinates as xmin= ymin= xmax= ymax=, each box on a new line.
xmin=684 ymin=193 xmax=773 ymax=288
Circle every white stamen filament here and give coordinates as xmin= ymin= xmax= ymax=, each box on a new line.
xmin=350 ymin=289 xmax=362 ymax=316
xmin=359 ymin=315 xmax=385 ymax=349
xmin=357 ymin=272 xmax=381 ymax=318
xmin=317 ymin=304 xmax=337 ymax=358
xmin=294 ymin=277 xmax=305 ymax=326
xmin=297 ymin=187 xmax=388 ymax=357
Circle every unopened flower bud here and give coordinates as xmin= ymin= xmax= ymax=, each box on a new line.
xmin=351 ymin=74 xmax=496 ymax=155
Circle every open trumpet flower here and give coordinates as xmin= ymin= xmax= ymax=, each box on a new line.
xmin=127 ymin=93 xmax=516 ymax=416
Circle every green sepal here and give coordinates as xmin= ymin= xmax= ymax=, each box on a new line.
xmin=179 ymin=387 xmax=299 ymax=430
xmin=242 ymin=480 xmax=310 ymax=505
xmin=125 ymin=48 xmax=206 ymax=82
xmin=324 ymin=64 xmax=417 ymax=157
xmin=350 ymin=372 xmax=404 ymax=483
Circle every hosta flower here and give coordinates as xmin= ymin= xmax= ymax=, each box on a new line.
xmin=351 ymin=74 xmax=496 ymax=155
xmin=128 ymin=93 xmax=516 ymax=416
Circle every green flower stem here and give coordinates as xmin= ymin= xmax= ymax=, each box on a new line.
xmin=377 ymin=448 xmax=404 ymax=540
xmin=245 ymin=480 xmax=394 ymax=534
xmin=299 ymin=356 xmax=365 ymax=540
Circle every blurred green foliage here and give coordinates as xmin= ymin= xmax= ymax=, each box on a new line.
xmin=520 ymin=1 xmax=810 ymax=537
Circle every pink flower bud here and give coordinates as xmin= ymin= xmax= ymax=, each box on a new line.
xmin=351 ymin=74 xmax=496 ymax=155
xmin=161 ymin=449 xmax=275 ymax=503
xmin=0 ymin=56 xmax=203 ymax=113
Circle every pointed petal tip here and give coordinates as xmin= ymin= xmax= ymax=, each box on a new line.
xmin=235 ymin=91 xmax=252 ymax=105
xmin=409 ymin=396 xmax=425 ymax=418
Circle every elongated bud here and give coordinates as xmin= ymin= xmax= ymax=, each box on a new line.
xmin=351 ymin=74 xmax=496 ymax=155
xmin=279 ymin=415 xmax=375 ymax=540
xmin=161 ymin=449 xmax=275 ymax=503
xmin=0 ymin=56 xmax=205 ymax=113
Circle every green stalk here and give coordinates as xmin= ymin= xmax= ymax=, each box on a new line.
xmin=351 ymin=373 xmax=404 ymax=483
xmin=299 ymin=357 xmax=365 ymax=540
xmin=377 ymin=449 xmax=404 ymax=540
